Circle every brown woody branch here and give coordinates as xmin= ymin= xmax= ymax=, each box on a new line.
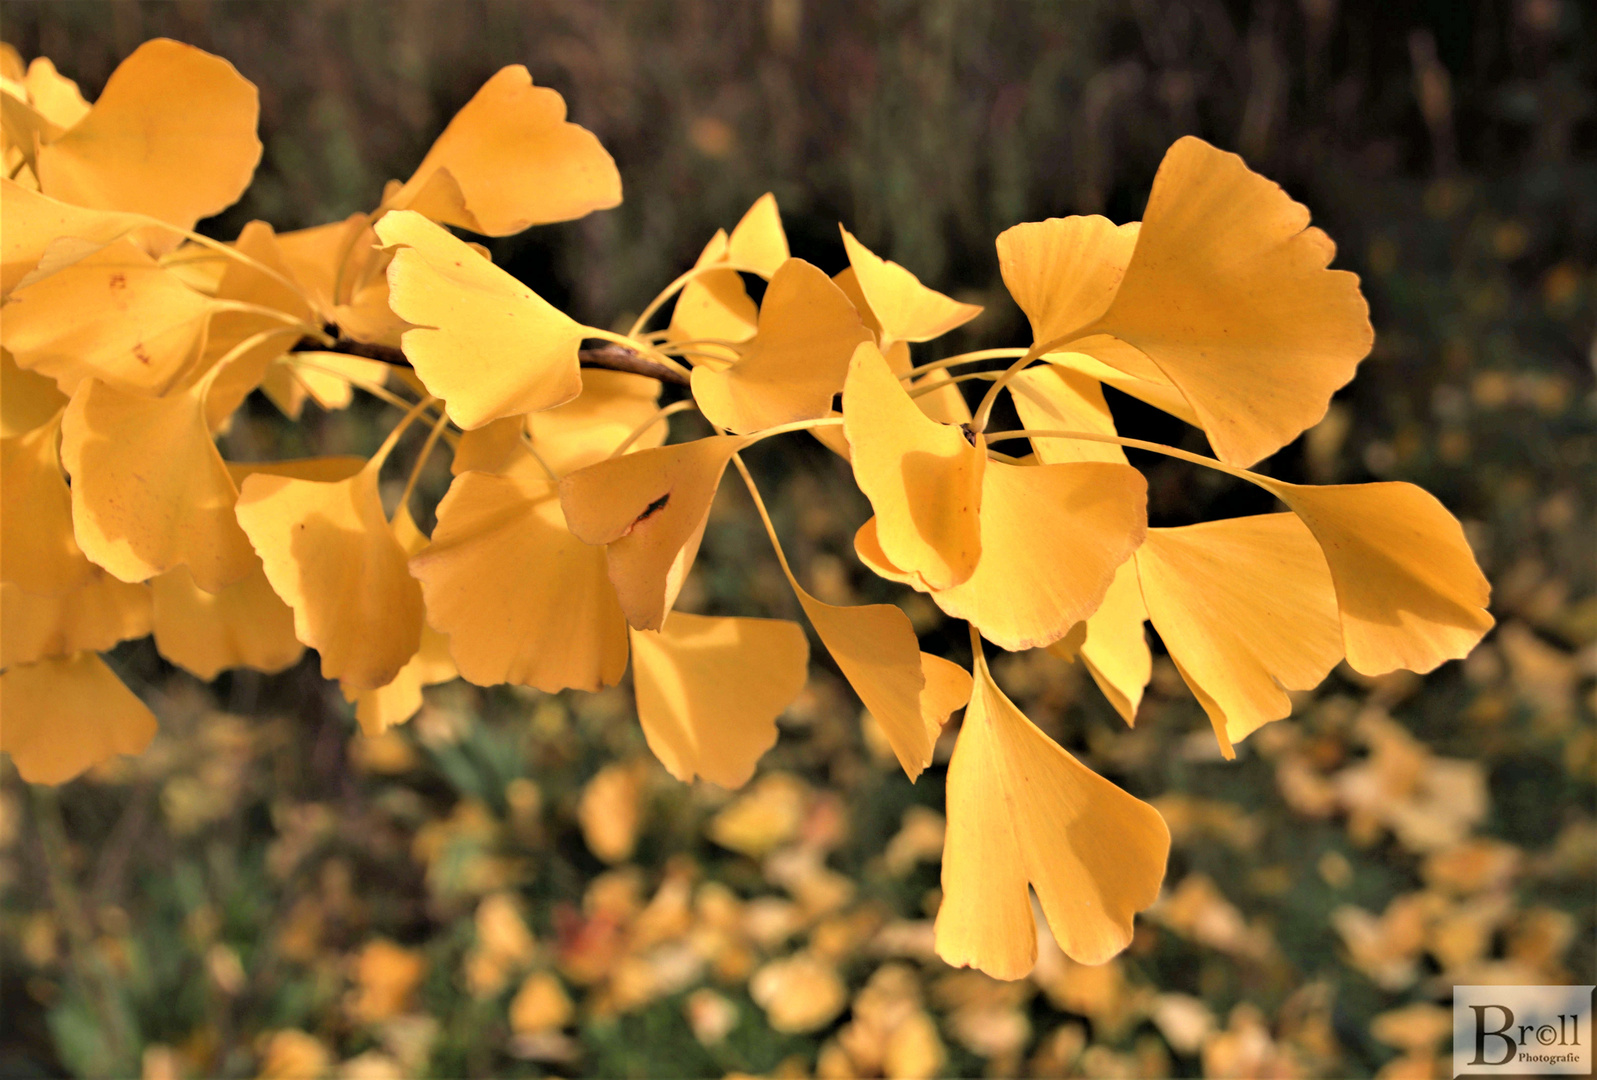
xmin=293 ymin=337 xmax=691 ymax=387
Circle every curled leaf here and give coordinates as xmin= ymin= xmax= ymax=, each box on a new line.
xmin=840 ymin=227 xmax=981 ymax=347
xmin=843 ymin=341 xmax=983 ymax=591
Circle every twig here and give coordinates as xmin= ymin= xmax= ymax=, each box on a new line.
xmin=294 ymin=337 xmax=692 ymax=387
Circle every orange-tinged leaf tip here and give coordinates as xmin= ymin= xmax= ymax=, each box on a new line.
xmin=934 ymin=656 xmax=1169 ymax=977
xmin=0 ymin=652 xmax=158 ymax=784
xmin=376 ymin=209 xmax=584 ymax=429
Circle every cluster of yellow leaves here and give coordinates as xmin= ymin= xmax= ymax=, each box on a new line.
xmin=0 ymin=39 xmax=1494 ymax=983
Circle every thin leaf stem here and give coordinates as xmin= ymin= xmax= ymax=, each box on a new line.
xmin=900 ymin=347 xmax=1028 ymax=380
xmin=367 ymin=396 xmax=438 ymax=474
xmin=625 ymin=261 xmax=766 ymax=338
xmin=396 ymin=410 xmax=453 ymax=520
xmin=981 ymin=428 xmax=1259 ymax=485
xmin=609 ymin=400 xmax=699 ymax=458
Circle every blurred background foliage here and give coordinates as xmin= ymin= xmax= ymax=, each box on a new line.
xmin=1 ymin=1 xmax=1593 ymax=1077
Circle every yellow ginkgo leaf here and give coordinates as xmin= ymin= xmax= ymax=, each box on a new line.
xmin=1 ymin=417 xmax=91 ymax=594
xmin=345 ymin=508 xmax=456 ymax=735
xmin=629 ymin=611 xmax=809 ymax=788
xmin=1009 ymin=365 xmax=1128 ymax=466
xmin=36 ymin=39 xmax=261 ymax=231
xmin=1262 ymin=480 xmax=1494 ymax=676
xmin=383 ymin=64 xmax=621 ymax=235
xmin=150 ymin=562 xmax=302 ymax=680
xmin=1 ymin=571 xmax=150 ymax=668
xmin=780 ymin=561 xmax=970 ymax=781
xmin=1041 ymin=350 xmax=1200 ymax=429
xmin=200 ymin=220 xmax=318 ymax=428
xmin=411 ymin=466 xmax=629 ymax=692
xmin=275 ymin=213 xmax=367 ymax=319
xmin=1074 ymin=556 xmax=1151 ymax=726
xmin=235 ymin=457 xmax=424 ymax=692
xmin=723 ymin=192 xmax=789 ymax=277
xmin=667 ymin=194 xmax=789 ymax=344
xmin=0 ymin=180 xmax=142 ymax=299
xmin=0 ymin=652 xmax=158 ymax=784
xmin=560 ymin=435 xmax=749 ymax=631
xmin=2 ymin=238 xmax=214 ymax=394
xmin=843 ymin=341 xmax=984 ymax=591
xmin=669 ymin=229 xmax=759 ymax=345
xmin=833 ymin=273 xmax=972 ymax=428
xmin=349 ymin=624 xmax=456 ymax=736
xmin=1084 ymin=137 xmax=1373 ymax=466
xmin=449 ymin=415 xmax=528 ymax=478
xmin=1 ymin=348 xmax=68 ymax=437
xmin=61 ymin=377 xmax=256 ymax=592
xmin=856 ymin=458 xmax=1147 ymax=652
xmin=839 ymin=227 xmax=982 ymax=347
xmin=377 ymin=210 xmax=584 ymax=429
xmin=21 ymin=56 xmax=90 ymax=130
xmin=691 ymin=258 xmax=871 ymax=433
xmin=1136 ymin=515 xmax=1343 ymax=756
xmin=260 ymin=351 xmax=392 ymax=420
xmin=935 ymin=649 xmax=1169 ymax=978
xmin=527 ymin=369 xmax=665 ymax=474
xmin=997 ymin=215 xmax=1139 ymax=347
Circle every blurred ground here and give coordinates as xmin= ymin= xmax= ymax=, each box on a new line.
xmin=0 ymin=1 xmax=1593 ymax=1077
